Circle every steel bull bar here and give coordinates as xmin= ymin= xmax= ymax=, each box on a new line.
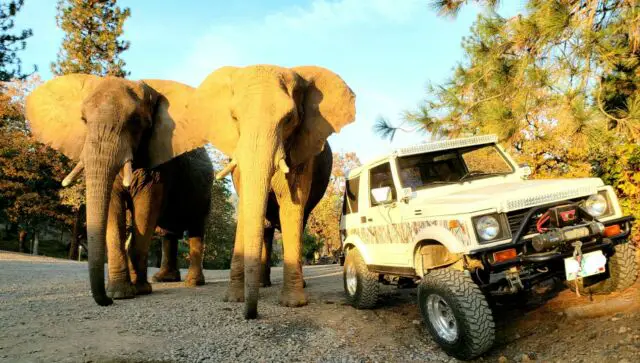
xmin=471 ymin=200 xmax=635 ymax=270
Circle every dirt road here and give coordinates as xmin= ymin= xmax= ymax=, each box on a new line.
xmin=1 ymin=251 xmax=639 ymax=362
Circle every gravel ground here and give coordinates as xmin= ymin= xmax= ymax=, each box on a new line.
xmin=1 ymin=251 xmax=640 ymax=363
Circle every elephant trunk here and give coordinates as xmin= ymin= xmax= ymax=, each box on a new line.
xmin=83 ymin=137 xmax=131 ymax=306
xmin=238 ymin=130 xmax=283 ymax=319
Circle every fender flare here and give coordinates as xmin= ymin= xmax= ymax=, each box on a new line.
xmin=410 ymin=226 xmax=468 ymax=255
xmin=342 ymin=235 xmax=373 ymax=265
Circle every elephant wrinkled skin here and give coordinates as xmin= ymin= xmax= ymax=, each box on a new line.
xmin=237 ymin=142 xmax=333 ymax=288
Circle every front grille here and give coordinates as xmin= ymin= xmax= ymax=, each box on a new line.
xmin=506 ymin=198 xmax=585 ymax=237
xmin=506 ymin=209 xmax=539 ymax=236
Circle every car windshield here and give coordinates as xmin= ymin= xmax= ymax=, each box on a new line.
xmin=397 ymin=144 xmax=514 ymax=191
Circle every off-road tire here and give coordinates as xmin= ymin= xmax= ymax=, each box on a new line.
xmin=418 ymin=268 xmax=495 ymax=361
xmin=568 ymin=242 xmax=638 ymax=295
xmin=343 ymin=248 xmax=379 ymax=309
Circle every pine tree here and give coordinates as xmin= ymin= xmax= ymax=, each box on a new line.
xmin=376 ymin=0 xmax=640 ymax=240
xmin=51 ymin=0 xmax=131 ymax=77
xmin=0 ymin=0 xmax=34 ymax=81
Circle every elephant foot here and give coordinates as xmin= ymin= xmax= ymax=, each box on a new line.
xmin=223 ymin=285 xmax=244 ymax=302
xmin=107 ymin=280 xmax=136 ymax=300
xmin=185 ymin=268 xmax=205 ymax=287
xmin=279 ymin=289 xmax=308 ymax=307
xmin=152 ymin=268 xmax=181 ymax=283
xmin=134 ymin=281 xmax=152 ymax=295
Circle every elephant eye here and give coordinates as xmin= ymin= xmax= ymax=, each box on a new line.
xmin=283 ymin=112 xmax=294 ymax=125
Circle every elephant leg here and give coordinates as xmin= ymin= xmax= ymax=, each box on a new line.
xmin=224 ymin=203 xmax=245 ymax=302
xmin=152 ymin=234 xmax=181 ymax=282
xmin=273 ymin=161 xmax=314 ymax=307
xmin=260 ymin=227 xmax=274 ymax=287
xmin=185 ymin=236 xmax=205 ymax=286
xmin=106 ymin=189 xmax=136 ymax=299
xmin=128 ymin=184 xmax=163 ymax=295
xmin=277 ymin=201 xmax=307 ymax=307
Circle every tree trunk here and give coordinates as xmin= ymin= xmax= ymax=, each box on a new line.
xmin=18 ymin=230 xmax=27 ymax=253
xmin=32 ymin=231 xmax=39 ymax=255
xmin=68 ymin=205 xmax=85 ymax=260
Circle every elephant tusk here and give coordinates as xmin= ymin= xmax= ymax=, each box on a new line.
xmin=122 ymin=160 xmax=133 ymax=187
xmin=278 ymin=158 xmax=289 ymax=174
xmin=61 ymin=160 xmax=84 ymax=187
xmin=216 ymin=159 xmax=237 ymax=180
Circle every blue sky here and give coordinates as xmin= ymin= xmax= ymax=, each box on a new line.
xmin=18 ymin=0 xmax=523 ymax=163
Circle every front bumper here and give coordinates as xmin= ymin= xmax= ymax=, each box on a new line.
xmin=471 ymin=215 xmax=634 ymax=272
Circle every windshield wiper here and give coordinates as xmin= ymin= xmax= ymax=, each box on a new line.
xmin=459 ymin=171 xmax=509 ymax=183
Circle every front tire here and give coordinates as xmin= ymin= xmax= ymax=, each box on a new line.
xmin=418 ymin=268 xmax=495 ymax=361
xmin=569 ymin=243 xmax=638 ymax=295
xmin=343 ymin=248 xmax=379 ymax=309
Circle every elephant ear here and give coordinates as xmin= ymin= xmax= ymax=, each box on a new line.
xmin=142 ymin=79 xmax=207 ymax=168
xmin=290 ymin=66 xmax=356 ymax=166
xmin=25 ymin=74 xmax=101 ymax=161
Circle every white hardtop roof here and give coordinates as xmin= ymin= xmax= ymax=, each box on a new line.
xmin=345 ymin=135 xmax=499 ymax=179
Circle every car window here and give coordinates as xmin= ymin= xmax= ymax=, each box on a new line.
xmin=397 ymin=145 xmax=513 ymax=190
xmin=345 ymin=177 xmax=359 ymax=214
xmin=397 ymin=152 xmax=465 ymax=190
xmin=369 ymin=162 xmax=397 ymax=206
xmin=461 ymin=146 xmax=512 ymax=174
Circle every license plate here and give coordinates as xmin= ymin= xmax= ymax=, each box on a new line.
xmin=564 ymin=250 xmax=607 ymax=281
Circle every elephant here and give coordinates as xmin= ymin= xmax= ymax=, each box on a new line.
xmin=148 ymin=147 xmax=213 ymax=285
xmin=187 ymin=65 xmax=356 ymax=318
xmin=25 ymin=75 xmax=208 ymax=305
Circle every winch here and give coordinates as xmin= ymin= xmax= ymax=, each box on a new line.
xmin=531 ymin=221 xmax=604 ymax=252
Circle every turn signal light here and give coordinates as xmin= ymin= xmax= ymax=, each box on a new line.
xmin=493 ymin=248 xmax=517 ymax=263
xmin=604 ymin=224 xmax=622 ymax=237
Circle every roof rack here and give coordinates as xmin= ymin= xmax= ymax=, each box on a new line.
xmin=394 ymin=135 xmax=498 ymax=157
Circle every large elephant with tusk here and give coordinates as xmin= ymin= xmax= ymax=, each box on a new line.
xmin=187 ymin=65 xmax=356 ymax=319
xmin=25 ymin=75 xmax=210 ymax=305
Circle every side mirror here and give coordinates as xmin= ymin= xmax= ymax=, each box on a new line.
xmin=371 ymin=186 xmax=393 ymax=204
xmin=519 ymin=163 xmax=532 ymax=179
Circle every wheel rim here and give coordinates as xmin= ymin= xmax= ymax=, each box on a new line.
xmin=426 ymin=294 xmax=458 ymax=342
xmin=346 ymin=263 xmax=357 ymax=295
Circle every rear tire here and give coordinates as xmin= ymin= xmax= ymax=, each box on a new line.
xmin=343 ymin=248 xmax=378 ymax=309
xmin=418 ymin=268 xmax=495 ymax=361
xmin=568 ymin=243 xmax=637 ymax=295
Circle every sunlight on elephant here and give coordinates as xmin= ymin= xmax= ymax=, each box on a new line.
xmin=187 ymin=65 xmax=356 ymax=319
xmin=25 ymin=75 xmax=207 ymax=306
xmin=242 ymin=142 xmax=333 ymax=288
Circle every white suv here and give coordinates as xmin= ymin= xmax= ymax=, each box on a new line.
xmin=340 ymin=135 xmax=636 ymax=360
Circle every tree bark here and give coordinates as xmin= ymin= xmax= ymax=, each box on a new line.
xmin=68 ymin=205 xmax=85 ymax=260
xmin=18 ymin=230 xmax=27 ymax=253
xmin=32 ymin=231 xmax=39 ymax=255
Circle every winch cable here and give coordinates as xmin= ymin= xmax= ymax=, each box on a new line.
xmin=571 ymin=241 xmax=583 ymax=297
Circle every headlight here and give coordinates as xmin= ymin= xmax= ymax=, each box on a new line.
xmin=585 ymin=193 xmax=608 ymax=217
xmin=476 ymin=215 xmax=500 ymax=241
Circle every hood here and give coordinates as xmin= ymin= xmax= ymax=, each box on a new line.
xmin=409 ymin=178 xmax=604 ymax=217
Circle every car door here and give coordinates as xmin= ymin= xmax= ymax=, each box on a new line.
xmin=361 ymin=161 xmax=405 ymax=266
